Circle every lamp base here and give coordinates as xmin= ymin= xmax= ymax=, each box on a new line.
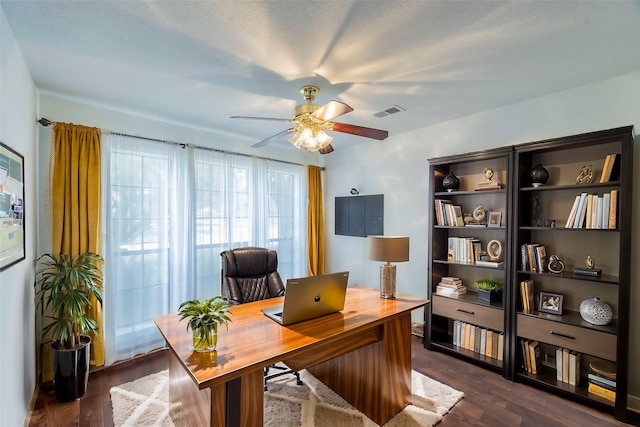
xmin=380 ymin=263 xmax=396 ymax=299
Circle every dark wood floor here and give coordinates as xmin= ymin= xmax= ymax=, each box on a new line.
xmin=29 ymin=335 xmax=638 ymax=426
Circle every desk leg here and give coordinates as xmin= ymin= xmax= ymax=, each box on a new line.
xmin=167 ymin=350 xmax=264 ymax=427
xmin=307 ymin=312 xmax=412 ymax=425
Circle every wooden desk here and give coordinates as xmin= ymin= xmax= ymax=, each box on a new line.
xmin=154 ymin=287 xmax=428 ymax=426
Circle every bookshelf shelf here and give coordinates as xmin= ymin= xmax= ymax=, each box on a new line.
xmin=425 ymin=126 xmax=633 ymax=423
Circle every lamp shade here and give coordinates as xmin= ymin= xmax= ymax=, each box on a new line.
xmin=368 ymin=236 xmax=410 ymax=262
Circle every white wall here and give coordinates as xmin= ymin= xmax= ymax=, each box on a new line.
xmin=0 ymin=8 xmax=38 ymax=427
xmin=323 ymin=71 xmax=640 ymax=411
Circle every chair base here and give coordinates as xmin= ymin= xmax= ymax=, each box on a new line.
xmin=264 ymin=364 xmax=303 ymax=391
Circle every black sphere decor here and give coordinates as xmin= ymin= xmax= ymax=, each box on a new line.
xmin=529 ymin=163 xmax=549 ymax=187
xmin=442 ymin=171 xmax=460 ymax=192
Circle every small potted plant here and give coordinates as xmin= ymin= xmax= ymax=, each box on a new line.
xmin=178 ymin=296 xmax=232 ymax=352
xmin=35 ymin=252 xmax=104 ymax=402
xmin=475 ymin=277 xmax=504 ymax=303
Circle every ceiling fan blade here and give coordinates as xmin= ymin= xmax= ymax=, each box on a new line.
xmin=331 ymin=122 xmax=389 ymax=140
xmin=231 ymin=115 xmax=292 ymax=123
xmin=312 ymin=101 xmax=353 ymax=121
xmin=252 ymin=129 xmax=293 ymax=148
xmin=319 ymin=144 xmax=334 ymax=155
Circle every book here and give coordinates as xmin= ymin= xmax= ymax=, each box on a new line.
xmin=588 ymin=382 xmax=616 ymax=402
xmin=470 ymin=326 xmax=476 ymax=352
xmin=599 ymin=154 xmax=612 ymax=183
xmin=556 ymin=348 xmax=564 ymax=382
xmin=585 ymin=194 xmax=593 ymax=229
xmin=569 ymin=351 xmax=580 ymax=385
xmin=485 ymin=330 xmax=493 ymax=357
xmin=565 ymin=195 xmax=581 ymax=228
xmin=480 ymin=328 xmax=487 ymax=356
xmin=521 ymin=279 xmax=534 ymax=312
xmin=523 ymin=340 xmax=531 ymax=372
xmin=528 ymin=341 xmax=541 ymax=374
xmin=452 ymin=205 xmax=465 ymax=227
xmin=575 ymin=192 xmax=589 ymax=228
xmin=454 ymin=321 xmax=462 ymax=347
xmin=491 ymin=332 xmax=499 ymax=359
xmin=527 ymin=243 xmax=539 ymax=272
xmin=574 ymin=267 xmax=602 ymax=277
xmin=475 ymin=260 xmax=504 ymax=268
xmin=534 ymin=245 xmax=547 ymax=273
xmin=601 ymin=193 xmax=610 ymax=229
xmin=594 ymin=196 xmax=602 ymax=229
xmin=441 ymin=276 xmax=461 ymax=284
xmin=562 ymin=348 xmax=570 ymax=383
xmin=588 ymin=373 xmax=616 ymax=389
xmin=609 ymin=189 xmax=617 ymax=229
xmin=497 ymin=333 xmax=504 ymax=361
xmin=520 ymin=243 xmax=529 ymax=271
xmin=474 ymin=326 xmax=481 ymax=353
xmin=600 ymin=153 xmax=619 ymax=183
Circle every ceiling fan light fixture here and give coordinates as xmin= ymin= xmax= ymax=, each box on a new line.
xmin=288 ymin=125 xmax=333 ymax=152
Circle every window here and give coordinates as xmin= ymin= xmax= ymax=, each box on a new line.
xmin=103 ymin=134 xmax=306 ymax=364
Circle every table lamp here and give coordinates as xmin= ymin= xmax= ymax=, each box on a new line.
xmin=368 ymin=236 xmax=410 ymax=299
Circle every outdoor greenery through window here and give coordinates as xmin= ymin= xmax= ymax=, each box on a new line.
xmin=103 ymin=134 xmax=306 ymax=364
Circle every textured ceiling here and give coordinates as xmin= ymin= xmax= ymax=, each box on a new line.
xmin=2 ymin=1 xmax=640 ymax=152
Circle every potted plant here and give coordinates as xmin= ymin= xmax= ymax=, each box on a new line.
xmin=475 ymin=277 xmax=503 ymax=303
xmin=178 ymin=296 xmax=232 ymax=352
xmin=34 ymin=252 xmax=104 ymax=402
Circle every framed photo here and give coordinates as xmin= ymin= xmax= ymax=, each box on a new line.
xmin=0 ymin=142 xmax=25 ymax=271
xmin=539 ymin=292 xmax=563 ymax=315
xmin=488 ymin=211 xmax=502 ymax=227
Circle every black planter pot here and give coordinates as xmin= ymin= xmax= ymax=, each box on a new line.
xmin=52 ymin=335 xmax=91 ymax=402
xmin=478 ymin=289 xmax=502 ymax=303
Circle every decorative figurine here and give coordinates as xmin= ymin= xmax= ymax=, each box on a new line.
xmin=548 ymin=255 xmax=565 ymax=274
xmin=529 ymin=163 xmax=549 ymax=187
xmin=487 ymin=240 xmax=503 ymax=262
xmin=476 ymin=167 xmax=501 ymax=190
xmin=586 ymin=255 xmax=595 ymax=269
xmin=442 ymin=171 xmax=460 ymax=192
xmin=575 ymin=165 xmax=593 ymax=184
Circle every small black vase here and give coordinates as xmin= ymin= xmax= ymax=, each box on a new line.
xmin=530 ymin=163 xmax=549 ymax=187
xmin=442 ymin=171 xmax=460 ymax=192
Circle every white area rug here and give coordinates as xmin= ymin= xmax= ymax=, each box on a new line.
xmin=110 ymin=368 xmax=463 ymax=426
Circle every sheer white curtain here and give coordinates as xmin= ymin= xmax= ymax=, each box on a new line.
xmin=103 ymin=134 xmax=306 ymax=364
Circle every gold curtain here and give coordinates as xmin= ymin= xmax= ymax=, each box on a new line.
xmin=307 ymin=165 xmax=325 ymax=275
xmin=51 ymin=122 xmax=104 ymax=367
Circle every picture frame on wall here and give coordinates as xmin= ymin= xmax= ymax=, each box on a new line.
xmin=539 ymin=291 xmax=563 ymax=315
xmin=0 ymin=142 xmax=26 ymax=271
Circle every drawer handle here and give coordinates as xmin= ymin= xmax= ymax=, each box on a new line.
xmin=550 ymin=331 xmax=575 ymax=340
xmin=456 ymin=308 xmax=475 ymax=315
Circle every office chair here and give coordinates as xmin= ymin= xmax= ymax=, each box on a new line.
xmin=220 ymin=247 xmax=302 ymax=390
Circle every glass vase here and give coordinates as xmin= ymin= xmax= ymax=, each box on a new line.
xmin=192 ymin=323 xmax=218 ymax=352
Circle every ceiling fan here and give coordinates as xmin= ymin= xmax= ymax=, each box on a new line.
xmin=231 ymin=85 xmax=388 ymax=154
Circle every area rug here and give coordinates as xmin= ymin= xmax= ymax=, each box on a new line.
xmin=110 ymin=368 xmax=463 ymax=426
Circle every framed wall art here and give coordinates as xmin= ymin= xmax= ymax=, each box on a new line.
xmin=0 ymin=142 xmax=25 ymax=271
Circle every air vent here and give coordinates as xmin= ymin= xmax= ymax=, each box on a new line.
xmin=374 ymin=105 xmax=405 ymax=118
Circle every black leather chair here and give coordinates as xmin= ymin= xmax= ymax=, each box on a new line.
xmin=220 ymin=247 xmax=302 ymax=390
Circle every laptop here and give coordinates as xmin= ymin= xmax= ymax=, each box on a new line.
xmin=261 ymin=271 xmax=349 ymax=325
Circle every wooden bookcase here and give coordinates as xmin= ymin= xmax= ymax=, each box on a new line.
xmin=425 ymin=126 xmax=634 ymax=422
xmin=512 ymin=126 xmax=633 ymax=421
xmin=425 ymin=147 xmax=513 ymax=377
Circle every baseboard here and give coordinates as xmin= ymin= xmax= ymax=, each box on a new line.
xmin=24 ymin=382 xmax=40 ymax=427
xmin=627 ymin=393 xmax=640 ymax=416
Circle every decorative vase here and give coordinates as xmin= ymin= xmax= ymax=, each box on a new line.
xmin=193 ymin=324 xmax=219 ymax=352
xmin=529 ymin=163 xmax=549 ymax=187
xmin=442 ymin=171 xmax=460 ymax=192
xmin=579 ymin=297 xmax=613 ymax=326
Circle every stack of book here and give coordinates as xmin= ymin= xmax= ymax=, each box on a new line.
xmin=588 ymin=361 xmax=616 ymax=402
xmin=564 ymin=190 xmax=618 ymax=229
xmin=436 ymin=277 xmax=467 ymax=298
xmin=519 ymin=279 xmax=534 ymax=312
xmin=520 ymin=339 xmax=542 ymax=374
xmin=554 ymin=347 xmax=581 ymax=386
xmin=453 ymin=320 xmax=503 ymax=361
xmin=434 ymin=199 xmax=465 ymax=227
xmin=520 ymin=243 xmax=547 ymax=272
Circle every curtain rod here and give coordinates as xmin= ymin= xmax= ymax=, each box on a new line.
xmin=37 ymin=118 xmax=324 ymax=170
